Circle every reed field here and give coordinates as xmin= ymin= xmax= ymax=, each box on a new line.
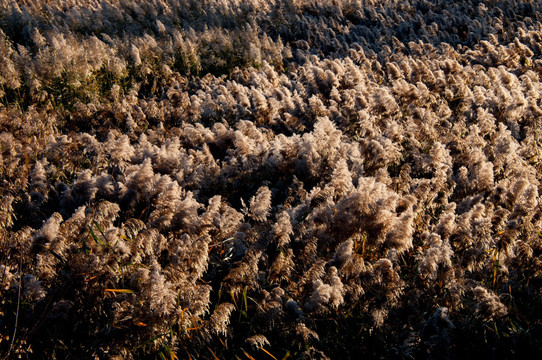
xmin=1 ymin=1 xmax=542 ymax=358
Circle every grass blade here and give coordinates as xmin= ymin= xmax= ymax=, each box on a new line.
xmin=105 ymin=288 xmax=135 ymax=294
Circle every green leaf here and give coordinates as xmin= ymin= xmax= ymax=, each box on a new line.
xmin=105 ymin=288 xmax=135 ymax=294
xmin=243 ymin=288 xmax=248 ymax=311
xmin=88 ymin=225 xmax=106 ymax=246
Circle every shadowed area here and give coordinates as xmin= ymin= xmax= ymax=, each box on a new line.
xmin=1 ymin=1 xmax=542 ymax=359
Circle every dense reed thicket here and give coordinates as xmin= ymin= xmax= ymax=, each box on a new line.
xmin=1 ymin=0 xmax=542 ymax=358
